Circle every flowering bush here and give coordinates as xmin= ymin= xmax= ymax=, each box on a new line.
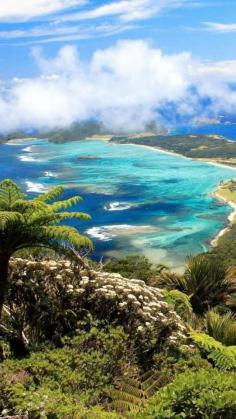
xmin=4 ymin=258 xmax=186 ymax=354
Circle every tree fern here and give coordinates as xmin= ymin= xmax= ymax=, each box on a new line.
xmin=190 ymin=330 xmax=236 ymax=370
xmin=0 ymin=179 xmax=92 ymax=319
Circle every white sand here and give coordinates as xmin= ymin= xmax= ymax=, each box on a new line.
xmin=211 ymin=192 xmax=236 ymax=246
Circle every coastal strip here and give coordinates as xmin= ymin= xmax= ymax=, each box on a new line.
xmin=110 ymin=133 xmax=236 ymax=169
xmin=211 ymin=181 xmax=236 ymax=246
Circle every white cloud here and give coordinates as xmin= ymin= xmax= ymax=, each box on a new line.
xmin=203 ymin=21 xmax=236 ymax=33
xmin=1 ymin=40 xmax=236 ymax=133
xmin=59 ymin=0 xmax=188 ymax=23
xmin=0 ymin=0 xmax=86 ymax=22
xmin=0 ymin=22 xmax=135 ymax=44
xmin=0 ymin=0 xmax=195 ymax=44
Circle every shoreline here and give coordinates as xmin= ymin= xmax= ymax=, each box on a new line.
xmin=112 ymin=139 xmax=236 ymax=169
xmin=115 ymin=142 xmax=190 ymax=160
xmin=211 ymin=192 xmax=236 ymax=247
xmin=112 ymin=139 xmax=236 ymax=250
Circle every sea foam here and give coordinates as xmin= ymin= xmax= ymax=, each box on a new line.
xmin=19 ymin=155 xmax=37 ymax=162
xmin=87 ymin=225 xmax=132 ymax=241
xmin=25 ymin=181 xmax=49 ymax=193
xmin=104 ymin=202 xmax=131 ymax=211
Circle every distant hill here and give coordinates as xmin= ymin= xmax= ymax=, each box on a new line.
xmin=0 ymin=120 xmax=166 ymax=144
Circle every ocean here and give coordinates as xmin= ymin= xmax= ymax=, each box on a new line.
xmin=1 ymin=124 xmax=236 ymax=270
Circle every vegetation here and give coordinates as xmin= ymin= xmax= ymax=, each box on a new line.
xmin=0 ymin=121 xmax=107 ymax=144
xmin=141 ymin=369 xmax=236 ymax=418
xmin=0 ymin=179 xmax=92 ymax=320
xmin=1 ymin=179 xmax=236 ymax=418
xmin=104 ymin=254 xmax=168 ymax=285
xmin=210 ymin=223 xmax=236 ymax=266
xmin=112 ymin=134 xmax=236 ymax=166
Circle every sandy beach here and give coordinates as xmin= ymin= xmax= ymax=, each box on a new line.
xmin=120 ymin=142 xmax=190 ymax=160
xmin=211 ymin=192 xmax=236 ymax=246
xmin=114 ymin=140 xmax=236 ymax=169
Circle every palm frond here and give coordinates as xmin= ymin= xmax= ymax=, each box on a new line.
xmin=224 ymin=266 xmax=236 ymax=294
xmin=205 ymin=310 xmax=236 ymax=346
xmin=156 ymin=271 xmax=187 ymax=291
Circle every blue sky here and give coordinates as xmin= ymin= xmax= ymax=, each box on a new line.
xmin=1 ymin=0 xmax=236 ymax=133
xmin=0 ymin=0 xmax=235 ymax=79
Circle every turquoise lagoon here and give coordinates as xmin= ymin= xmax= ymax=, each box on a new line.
xmin=1 ymin=138 xmax=236 ymax=270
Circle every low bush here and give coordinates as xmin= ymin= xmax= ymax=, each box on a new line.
xmin=141 ymin=369 xmax=236 ymax=418
xmin=0 ymin=324 xmax=128 ymax=418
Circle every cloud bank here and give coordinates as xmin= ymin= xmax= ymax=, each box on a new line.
xmin=1 ymin=40 xmax=236 ymax=133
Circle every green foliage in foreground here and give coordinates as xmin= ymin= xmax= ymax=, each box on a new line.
xmin=0 ymin=325 xmax=127 ymax=418
xmin=141 ymin=369 xmax=236 ymax=418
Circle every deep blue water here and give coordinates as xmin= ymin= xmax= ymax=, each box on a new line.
xmin=1 ymin=129 xmax=236 ymax=270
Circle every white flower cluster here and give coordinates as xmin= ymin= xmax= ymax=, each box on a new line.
xmin=87 ymin=272 xmax=187 ymax=344
xmin=11 ymin=259 xmax=187 ymax=346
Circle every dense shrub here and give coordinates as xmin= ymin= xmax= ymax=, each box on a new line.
xmin=141 ymin=369 xmax=236 ymax=418
xmin=104 ymin=255 xmax=167 ymax=284
xmin=0 ymin=325 xmax=128 ymax=418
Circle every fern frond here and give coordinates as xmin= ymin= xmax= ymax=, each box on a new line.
xmin=109 ymin=389 xmax=144 ymax=404
xmin=0 ymin=179 xmax=92 ymax=257
xmin=12 ymin=199 xmax=49 ymax=214
xmin=28 ymin=211 xmax=91 ymax=226
xmin=190 ymin=331 xmax=236 ymax=370
xmin=42 ymin=225 xmax=93 ymax=249
xmin=110 ymin=399 xmax=141 ymax=413
xmin=142 ymin=371 xmax=161 ymax=395
xmin=0 ymin=179 xmax=25 ymax=209
xmin=0 ymin=211 xmax=24 ymax=229
xmin=209 ymin=349 xmax=236 ymax=370
xmin=34 ymin=186 xmax=64 ymax=203
xmin=51 ymin=195 xmax=83 ymax=211
xmin=108 ymin=370 xmax=160 ymax=415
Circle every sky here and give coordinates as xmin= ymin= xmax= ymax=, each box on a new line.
xmin=0 ymin=0 xmax=236 ymax=133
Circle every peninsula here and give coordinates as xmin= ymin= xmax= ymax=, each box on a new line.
xmin=110 ymin=133 xmax=236 ymax=168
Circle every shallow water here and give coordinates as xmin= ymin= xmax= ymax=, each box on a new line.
xmin=1 ymin=138 xmax=236 ymax=269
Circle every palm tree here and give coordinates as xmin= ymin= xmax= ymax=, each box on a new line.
xmin=157 ymin=255 xmax=236 ymax=314
xmin=184 ymin=255 xmax=236 ymax=314
xmin=0 ymin=179 xmax=92 ymax=319
xmin=205 ymin=309 xmax=236 ymax=346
